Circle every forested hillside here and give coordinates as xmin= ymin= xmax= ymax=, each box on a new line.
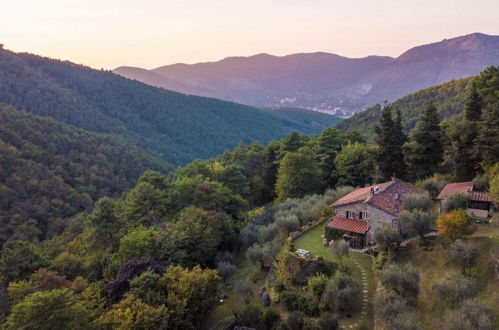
xmin=0 ymin=67 xmax=497 ymax=329
xmin=336 ymin=77 xmax=473 ymax=137
xmin=0 ymin=48 xmax=338 ymax=166
xmin=0 ymin=104 xmax=170 ymax=246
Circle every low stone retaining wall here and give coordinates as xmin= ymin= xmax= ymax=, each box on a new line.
xmin=287 ymin=216 xmax=326 ymax=242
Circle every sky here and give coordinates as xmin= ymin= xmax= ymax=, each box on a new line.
xmin=1 ymin=0 xmax=498 ymax=69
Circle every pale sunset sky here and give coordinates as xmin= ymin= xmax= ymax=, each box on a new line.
xmin=1 ymin=0 xmax=498 ymax=69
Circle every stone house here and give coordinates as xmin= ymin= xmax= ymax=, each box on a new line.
xmin=437 ymin=181 xmax=495 ymax=218
xmin=327 ymin=178 xmax=424 ymax=248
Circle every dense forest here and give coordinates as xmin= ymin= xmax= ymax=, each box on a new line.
xmin=0 ymin=66 xmax=497 ymax=329
xmin=0 ymin=48 xmax=340 ymax=166
xmin=0 ymin=103 xmax=170 ymax=247
xmin=336 ymin=77 xmax=472 ymax=137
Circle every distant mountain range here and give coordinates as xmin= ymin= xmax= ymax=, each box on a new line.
xmin=114 ymin=33 xmax=499 ymax=114
xmin=0 ymin=48 xmax=340 ymax=166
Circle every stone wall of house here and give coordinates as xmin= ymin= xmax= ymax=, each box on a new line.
xmin=334 ymin=203 xmax=397 ymax=244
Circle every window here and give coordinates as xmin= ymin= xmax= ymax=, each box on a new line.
xmin=359 ymin=211 xmax=369 ymax=220
xmin=346 ymin=211 xmax=354 ymax=219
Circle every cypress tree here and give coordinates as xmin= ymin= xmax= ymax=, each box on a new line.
xmin=405 ymin=103 xmax=443 ymax=180
xmin=375 ymin=104 xmax=406 ymax=181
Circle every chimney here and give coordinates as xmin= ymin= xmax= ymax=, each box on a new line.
xmin=391 ymin=174 xmax=397 ymax=182
xmin=393 ymin=202 xmax=400 ymax=214
xmin=370 ymin=187 xmax=375 ymax=197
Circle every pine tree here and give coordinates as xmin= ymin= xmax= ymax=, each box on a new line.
xmin=405 ymin=103 xmax=443 ymax=180
xmin=280 ymin=131 xmax=305 ymax=155
xmin=454 ymin=83 xmax=483 ymax=180
xmin=472 ymin=66 xmax=499 ymax=170
xmin=393 ymin=108 xmax=408 ymax=179
xmin=475 ymin=101 xmax=499 ymax=168
xmin=375 ymin=104 xmax=406 ymax=181
xmin=464 ymin=82 xmax=482 ymax=121
xmin=317 ymin=127 xmax=345 ymax=188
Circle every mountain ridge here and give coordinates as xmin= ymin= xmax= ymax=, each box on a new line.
xmin=0 ymin=48 xmax=340 ymax=166
xmin=114 ymin=33 xmax=499 ymax=113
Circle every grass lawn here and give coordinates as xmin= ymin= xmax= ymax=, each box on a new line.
xmin=293 ymin=219 xmax=376 ymax=329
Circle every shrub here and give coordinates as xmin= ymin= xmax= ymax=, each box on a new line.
xmin=443 ymin=192 xmax=470 ymax=213
xmin=239 ymin=224 xmax=260 ymax=247
xmin=330 ymin=240 xmax=349 ymax=266
xmin=379 ymin=263 xmax=419 ymax=301
xmin=375 ymin=289 xmax=420 ymax=330
xmin=398 ymin=210 xmax=434 ymax=239
xmin=216 ymin=261 xmax=236 ymax=281
xmin=317 ymin=312 xmax=338 ymax=330
xmin=444 ymin=299 xmax=496 ymax=330
xmin=417 ymin=175 xmax=449 ymax=199
xmin=253 ymin=210 xmax=274 ymax=226
xmin=263 ymin=309 xmax=281 ymax=330
xmin=323 ymin=186 xmax=355 ymax=205
xmin=260 ymin=241 xmax=282 ymax=268
xmin=245 ymin=244 xmax=264 ymax=264
xmin=234 ymin=279 xmax=254 ymax=304
xmin=432 ymin=274 xmax=476 ymax=307
xmin=403 ymin=193 xmax=433 ymax=212
xmin=374 ymin=225 xmax=402 ymax=253
xmin=257 ymin=223 xmax=279 ymax=243
xmin=322 ymin=272 xmax=361 ymax=315
xmin=280 ymin=290 xmax=317 ymax=315
xmin=375 ymin=289 xmax=411 ymax=321
xmin=388 ymin=312 xmax=421 ymax=330
xmin=447 ymin=240 xmax=479 ymax=274
xmin=307 ymin=274 xmax=328 ymax=300
xmin=472 ymin=174 xmax=489 ymax=192
xmin=374 ymin=251 xmax=389 ymax=270
xmin=214 ymin=251 xmax=235 ymax=264
xmin=234 ymin=304 xmax=264 ymax=328
xmin=285 ymin=311 xmax=305 ymax=330
xmin=275 ymin=214 xmax=300 ymax=235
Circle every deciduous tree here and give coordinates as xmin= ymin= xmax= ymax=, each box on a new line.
xmin=436 ymin=210 xmax=475 ymax=241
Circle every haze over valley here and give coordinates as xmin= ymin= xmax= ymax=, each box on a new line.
xmin=115 ymin=33 xmax=499 ymax=115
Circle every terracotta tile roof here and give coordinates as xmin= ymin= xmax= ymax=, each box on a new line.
xmin=437 ymin=182 xmax=493 ymax=202
xmin=327 ymin=216 xmax=369 ymax=234
xmin=437 ymin=182 xmax=473 ymax=200
xmin=469 ymin=191 xmax=493 ymax=202
xmin=331 ymin=180 xmax=424 ymax=216
xmin=369 ymin=194 xmax=402 ymax=215
xmin=332 ymin=181 xmax=393 ymax=207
